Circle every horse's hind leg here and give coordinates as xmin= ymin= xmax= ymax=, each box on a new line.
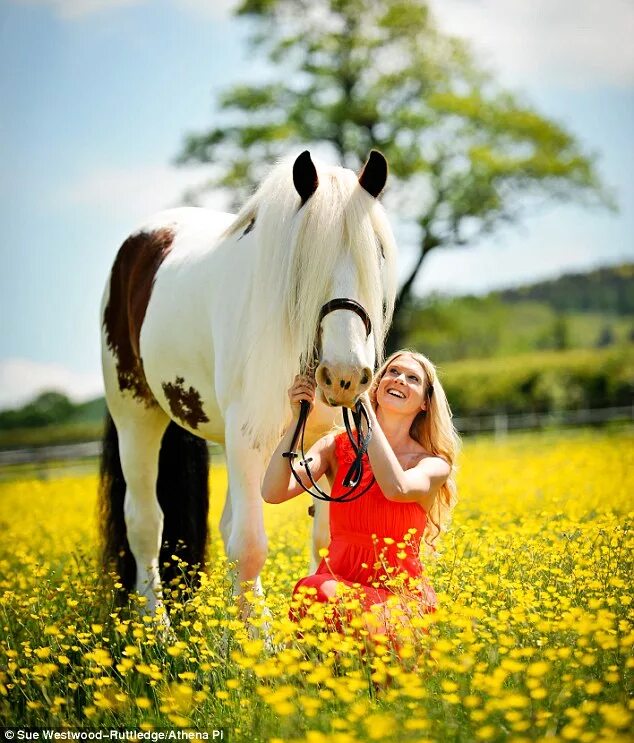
xmin=115 ymin=407 xmax=169 ymax=616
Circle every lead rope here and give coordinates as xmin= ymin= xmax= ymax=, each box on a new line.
xmin=282 ymin=397 xmax=376 ymax=503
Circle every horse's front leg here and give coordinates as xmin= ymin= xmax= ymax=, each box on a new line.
xmin=310 ymin=499 xmax=331 ymax=573
xmin=223 ymin=405 xmax=270 ymax=639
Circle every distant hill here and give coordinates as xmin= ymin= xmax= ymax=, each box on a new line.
xmin=405 ymin=262 xmax=634 ymax=362
xmin=494 ymin=263 xmax=634 ymax=315
xmin=0 ymin=392 xmax=105 ymax=431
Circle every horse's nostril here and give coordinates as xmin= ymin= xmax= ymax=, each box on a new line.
xmin=340 ymin=380 xmax=345 ymax=389
xmin=325 ymin=376 xmax=332 ymax=386
xmin=344 ymin=381 xmax=351 ymax=390
xmin=361 ymin=375 xmax=369 ymax=385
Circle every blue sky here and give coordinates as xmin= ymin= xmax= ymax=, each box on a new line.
xmin=1 ymin=0 xmax=633 ymax=407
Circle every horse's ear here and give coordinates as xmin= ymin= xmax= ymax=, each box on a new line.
xmin=293 ymin=150 xmax=319 ymax=206
xmin=359 ymin=150 xmax=388 ymax=198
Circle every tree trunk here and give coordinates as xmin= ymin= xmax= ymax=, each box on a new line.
xmin=384 ymin=233 xmax=438 ymax=356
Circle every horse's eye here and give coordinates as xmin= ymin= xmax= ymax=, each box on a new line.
xmin=240 ymin=218 xmax=256 ymax=239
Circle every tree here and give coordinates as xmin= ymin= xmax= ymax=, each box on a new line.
xmin=177 ymin=0 xmax=612 ymax=352
xmin=0 ymin=391 xmax=74 ymax=430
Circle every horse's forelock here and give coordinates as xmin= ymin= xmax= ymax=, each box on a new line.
xmin=228 ymin=157 xmax=397 ymax=451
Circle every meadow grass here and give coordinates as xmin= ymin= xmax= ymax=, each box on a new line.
xmin=0 ymin=428 xmax=632 ymax=742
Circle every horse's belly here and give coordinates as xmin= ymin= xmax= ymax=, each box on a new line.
xmin=144 ymin=350 xmax=226 ymax=443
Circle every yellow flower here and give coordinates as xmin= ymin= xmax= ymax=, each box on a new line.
xmin=527 ymin=661 xmax=550 ymax=677
xmin=599 ymin=703 xmax=631 ymax=729
xmin=363 ymin=714 xmax=395 ymax=740
xmin=476 ymin=726 xmax=496 ymax=740
xmin=441 ymin=680 xmax=459 ymax=692
xmin=530 ymin=688 xmax=547 ymax=700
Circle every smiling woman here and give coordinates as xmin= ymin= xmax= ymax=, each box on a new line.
xmin=262 ymin=349 xmax=461 ymax=646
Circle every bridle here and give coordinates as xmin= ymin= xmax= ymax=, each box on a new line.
xmin=282 ymin=298 xmax=376 ymax=503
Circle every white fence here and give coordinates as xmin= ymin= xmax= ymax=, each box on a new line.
xmin=453 ymin=405 xmax=634 ymax=438
xmin=0 ymin=406 xmax=632 ymax=468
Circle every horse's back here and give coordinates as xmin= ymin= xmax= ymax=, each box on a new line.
xmin=101 ymin=207 xmax=237 ymax=442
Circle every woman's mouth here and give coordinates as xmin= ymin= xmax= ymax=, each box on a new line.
xmin=386 ymin=388 xmax=406 ymax=399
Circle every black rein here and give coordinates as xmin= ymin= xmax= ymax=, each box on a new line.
xmin=282 ymin=298 xmax=376 ymax=504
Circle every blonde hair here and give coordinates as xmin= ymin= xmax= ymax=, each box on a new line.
xmin=369 ymin=349 xmax=461 ymax=553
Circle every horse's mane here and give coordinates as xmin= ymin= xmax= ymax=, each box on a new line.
xmin=222 ymin=155 xmax=398 ymax=454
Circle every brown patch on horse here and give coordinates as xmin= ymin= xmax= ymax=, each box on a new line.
xmin=103 ymin=228 xmax=175 ymax=403
xmin=162 ymin=376 xmax=210 ymax=430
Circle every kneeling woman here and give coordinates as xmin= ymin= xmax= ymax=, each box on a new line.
xmin=262 ymin=350 xmax=460 ymax=638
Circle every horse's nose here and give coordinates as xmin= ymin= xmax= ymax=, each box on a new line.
xmin=315 ymin=363 xmax=373 ymax=406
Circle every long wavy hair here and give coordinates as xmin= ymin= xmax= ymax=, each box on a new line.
xmin=369 ymin=349 xmax=461 ymax=553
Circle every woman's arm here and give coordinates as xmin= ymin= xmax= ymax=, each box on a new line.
xmin=262 ymin=427 xmax=335 ymax=504
xmin=363 ymin=398 xmax=450 ymax=513
xmin=261 ymin=375 xmax=336 ymax=504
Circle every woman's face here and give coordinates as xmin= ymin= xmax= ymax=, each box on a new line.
xmin=375 ymin=354 xmax=428 ymax=416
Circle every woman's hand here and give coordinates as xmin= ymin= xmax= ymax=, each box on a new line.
xmin=288 ymin=374 xmax=316 ymax=418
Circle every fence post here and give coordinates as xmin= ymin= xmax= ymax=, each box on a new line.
xmin=494 ymin=413 xmax=508 ymax=441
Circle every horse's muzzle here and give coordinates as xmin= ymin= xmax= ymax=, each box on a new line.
xmin=315 ymin=362 xmax=372 ymax=408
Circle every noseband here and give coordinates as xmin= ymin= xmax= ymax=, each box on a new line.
xmin=318 ymin=298 xmax=372 ymax=340
xmin=282 ymin=298 xmax=376 ymax=504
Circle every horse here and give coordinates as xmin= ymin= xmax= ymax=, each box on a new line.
xmin=99 ymin=149 xmax=398 ymax=630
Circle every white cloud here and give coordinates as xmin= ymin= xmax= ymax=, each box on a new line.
xmin=0 ymin=359 xmax=104 ymax=410
xmin=430 ymin=0 xmax=634 ymax=88
xmin=59 ymin=163 xmax=231 ymax=219
xmin=15 ymin=0 xmax=632 ymax=85
xmin=173 ymin=0 xmax=238 ymax=20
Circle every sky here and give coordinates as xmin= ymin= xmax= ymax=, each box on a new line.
xmin=0 ymin=0 xmax=633 ymax=408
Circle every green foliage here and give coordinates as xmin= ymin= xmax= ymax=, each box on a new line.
xmin=404 ymin=263 xmax=634 ymax=361
xmin=0 ymin=394 xmax=105 ymax=444
xmin=0 ymin=422 xmax=104 ymax=450
xmin=441 ymin=346 xmax=634 ymax=416
xmin=405 ymin=297 xmax=633 ymax=362
xmin=177 ymin=0 xmax=610 ymax=352
xmin=497 ymin=263 xmax=634 ymax=315
xmin=0 ymin=392 xmax=74 ymax=430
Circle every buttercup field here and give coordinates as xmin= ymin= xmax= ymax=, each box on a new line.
xmin=2 ymin=1 xmax=633 ymax=740
xmin=1 ymin=428 xmax=632 ymax=742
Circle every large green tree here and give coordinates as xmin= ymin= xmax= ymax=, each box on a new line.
xmin=178 ymin=0 xmax=611 ymax=352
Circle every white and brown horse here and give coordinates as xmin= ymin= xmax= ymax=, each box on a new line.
xmin=99 ymin=150 xmax=397 ymax=626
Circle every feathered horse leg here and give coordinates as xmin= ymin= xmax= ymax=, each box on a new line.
xmin=223 ymin=402 xmax=272 ymax=646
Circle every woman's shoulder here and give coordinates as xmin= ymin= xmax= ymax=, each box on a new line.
xmin=406 ymin=451 xmax=452 ymax=479
xmin=397 ymin=441 xmax=450 ymax=472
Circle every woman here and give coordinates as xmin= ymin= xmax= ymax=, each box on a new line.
xmin=262 ymin=350 xmax=460 ymax=641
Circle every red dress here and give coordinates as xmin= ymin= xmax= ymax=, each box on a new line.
xmin=289 ymin=431 xmax=437 ymax=632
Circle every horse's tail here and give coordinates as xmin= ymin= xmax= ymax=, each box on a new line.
xmin=99 ymin=413 xmax=210 ymax=594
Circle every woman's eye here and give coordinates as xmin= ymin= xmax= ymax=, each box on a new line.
xmin=409 ymin=376 xmax=419 ymax=382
